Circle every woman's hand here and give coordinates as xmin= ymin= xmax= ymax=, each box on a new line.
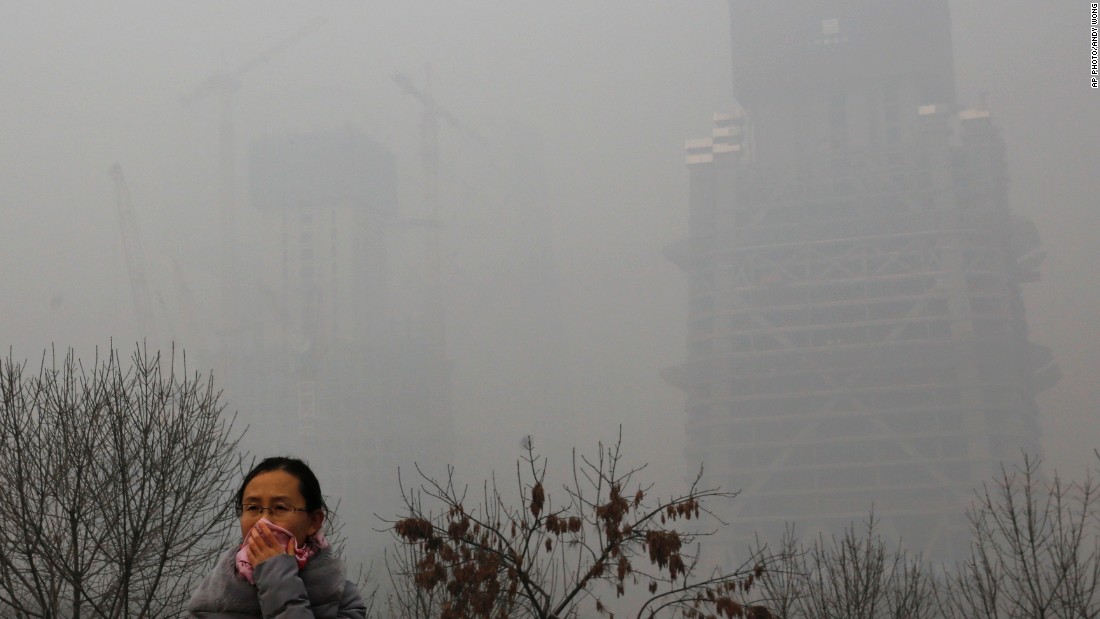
xmin=246 ymin=520 xmax=295 ymax=567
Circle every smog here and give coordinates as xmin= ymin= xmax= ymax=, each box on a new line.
xmin=1 ymin=1 xmax=1095 ymax=568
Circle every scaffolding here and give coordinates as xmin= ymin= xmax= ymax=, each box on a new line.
xmin=671 ymin=103 xmax=1053 ymax=559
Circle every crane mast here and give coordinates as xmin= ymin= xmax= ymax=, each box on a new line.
xmin=181 ymin=17 xmax=325 ymax=375
xmin=392 ymin=69 xmax=488 ymax=351
xmin=109 ymin=164 xmax=156 ymax=341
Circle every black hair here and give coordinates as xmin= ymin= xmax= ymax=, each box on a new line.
xmin=236 ymin=456 xmax=328 ymax=513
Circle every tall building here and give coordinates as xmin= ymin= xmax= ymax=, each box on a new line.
xmin=242 ymin=129 xmax=454 ymax=560
xmin=667 ymin=0 xmax=1057 ymax=560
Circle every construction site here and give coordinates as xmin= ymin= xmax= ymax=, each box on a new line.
xmin=667 ymin=0 xmax=1059 ymax=561
xmin=105 ymin=24 xmax=471 ymax=562
xmin=85 ymin=0 xmax=1082 ymax=571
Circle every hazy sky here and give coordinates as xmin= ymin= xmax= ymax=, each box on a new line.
xmin=1 ymin=1 xmax=1097 ymax=497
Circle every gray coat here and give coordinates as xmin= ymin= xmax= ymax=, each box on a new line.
xmin=188 ymin=548 xmax=366 ymax=619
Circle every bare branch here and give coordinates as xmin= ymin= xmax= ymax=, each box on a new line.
xmin=387 ymin=427 xmax=779 ymax=619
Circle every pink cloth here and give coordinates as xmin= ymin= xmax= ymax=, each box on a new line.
xmin=235 ymin=517 xmax=330 ymax=584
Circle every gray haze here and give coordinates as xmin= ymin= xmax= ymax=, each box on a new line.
xmin=2 ymin=0 xmax=1097 ymax=562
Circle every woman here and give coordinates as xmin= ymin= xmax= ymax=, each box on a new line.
xmin=188 ymin=457 xmax=366 ymax=618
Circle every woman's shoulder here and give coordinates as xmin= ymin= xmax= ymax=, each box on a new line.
xmin=339 ymin=578 xmax=368 ymax=618
xmin=299 ymin=548 xmax=351 ymax=602
xmin=300 ymin=551 xmax=367 ymax=618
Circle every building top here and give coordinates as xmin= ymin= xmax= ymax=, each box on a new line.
xmin=249 ymin=129 xmax=397 ymax=214
xmin=727 ymin=0 xmax=955 ymax=112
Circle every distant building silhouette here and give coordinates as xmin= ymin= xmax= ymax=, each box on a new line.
xmin=667 ymin=0 xmax=1058 ymax=560
xmin=242 ymin=129 xmax=454 ymax=559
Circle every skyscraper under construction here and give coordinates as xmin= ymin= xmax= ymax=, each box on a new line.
xmin=667 ymin=0 xmax=1058 ymax=559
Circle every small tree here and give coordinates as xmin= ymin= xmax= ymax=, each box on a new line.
xmin=755 ymin=455 xmax=1100 ymax=619
xmin=0 ymin=345 xmax=245 ymax=619
xmin=757 ymin=517 xmax=938 ymax=619
xmin=387 ymin=432 xmax=775 ymax=619
xmin=940 ymin=455 xmax=1100 ymax=619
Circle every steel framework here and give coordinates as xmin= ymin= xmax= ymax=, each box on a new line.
xmin=670 ymin=104 xmax=1055 ymax=559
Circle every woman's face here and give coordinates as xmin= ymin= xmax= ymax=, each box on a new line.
xmin=239 ymin=469 xmax=324 ymax=544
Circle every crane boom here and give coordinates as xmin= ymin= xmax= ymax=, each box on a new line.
xmin=180 ymin=16 xmax=326 ymax=105
xmin=392 ymin=72 xmax=489 ymax=148
xmin=179 ymin=17 xmax=325 ymax=371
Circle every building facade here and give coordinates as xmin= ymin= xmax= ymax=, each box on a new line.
xmin=668 ymin=0 xmax=1057 ymax=559
xmin=241 ymin=129 xmax=454 ymax=561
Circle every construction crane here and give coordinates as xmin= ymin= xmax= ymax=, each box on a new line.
xmin=180 ymin=17 xmax=325 ymax=362
xmin=392 ymin=69 xmax=489 ymax=351
xmin=393 ymin=70 xmax=444 ymax=351
xmin=391 ymin=68 xmax=496 ymax=466
xmin=109 ymin=164 xmax=156 ymax=341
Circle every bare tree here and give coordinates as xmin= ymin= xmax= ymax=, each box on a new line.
xmin=755 ymin=455 xmax=1100 ymax=619
xmin=385 ymin=431 xmax=776 ymax=619
xmin=756 ymin=517 xmax=939 ymax=619
xmin=0 ymin=345 xmax=245 ymax=619
xmin=940 ymin=455 xmax=1100 ymax=619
